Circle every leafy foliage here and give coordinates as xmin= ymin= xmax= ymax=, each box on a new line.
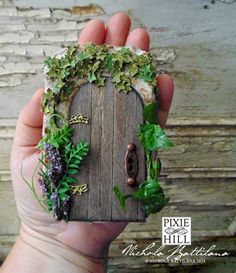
xmin=42 ymin=43 xmax=156 ymax=114
xmin=37 ymin=122 xmax=72 ymax=150
xmin=114 ymin=180 xmax=169 ymax=216
xmin=62 ymin=141 xmax=89 ymax=178
xmin=41 ymin=89 xmax=55 ymax=114
xmin=138 ymin=123 xmax=174 ymax=151
xmin=143 ymin=102 xmax=158 ymax=124
xmin=36 ymin=117 xmax=89 ymax=222
xmin=136 ymin=180 xmax=169 ymax=216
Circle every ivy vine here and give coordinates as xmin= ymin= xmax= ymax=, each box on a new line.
xmin=42 ymin=43 xmax=156 ymax=114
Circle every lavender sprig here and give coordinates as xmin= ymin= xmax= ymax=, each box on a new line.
xmin=50 ymin=192 xmax=61 ymax=220
xmin=42 ymin=143 xmax=65 ymax=189
xmin=35 ymin=119 xmax=89 ymax=221
xmin=38 ymin=178 xmax=47 ymax=195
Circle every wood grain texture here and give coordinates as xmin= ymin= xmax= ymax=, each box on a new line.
xmin=100 ymin=79 xmax=114 ymax=221
xmin=68 ymin=79 xmax=145 ymax=221
xmin=69 ymin=82 xmax=92 ymax=220
xmin=124 ymin=90 xmax=145 ymax=221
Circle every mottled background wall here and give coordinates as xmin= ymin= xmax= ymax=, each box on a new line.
xmin=0 ymin=0 xmax=236 ymax=272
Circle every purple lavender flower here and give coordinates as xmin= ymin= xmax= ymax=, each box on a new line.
xmin=50 ymin=191 xmax=58 ymax=203
xmin=42 ymin=143 xmax=71 ymax=220
xmin=38 ymin=178 xmax=47 ymax=195
xmin=47 ymin=169 xmax=58 ymax=188
xmin=43 ymin=143 xmax=65 ymax=188
xmin=43 ymin=143 xmax=58 ymax=162
xmin=50 ymin=192 xmax=62 ymax=220
xmin=60 ymin=197 xmax=70 ymax=217
xmin=53 ymin=162 xmax=64 ymax=175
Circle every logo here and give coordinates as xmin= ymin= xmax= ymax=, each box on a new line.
xmin=162 ymin=217 xmax=191 ymax=245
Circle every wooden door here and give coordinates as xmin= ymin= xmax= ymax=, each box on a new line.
xmin=68 ymin=79 xmax=146 ymax=222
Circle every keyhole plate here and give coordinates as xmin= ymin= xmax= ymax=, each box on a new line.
xmin=125 ymin=143 xmax=138 ymax=185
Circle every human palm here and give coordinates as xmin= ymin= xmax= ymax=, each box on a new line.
xmin=10 ymin=13 xmax=174 ymax=259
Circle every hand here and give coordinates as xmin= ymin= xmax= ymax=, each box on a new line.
xmin=5 ymin=13 xmax=174 ymax=273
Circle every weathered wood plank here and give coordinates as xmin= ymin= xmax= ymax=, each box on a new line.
xmin=135 ymin=94 xmax=146 ymax=222
xmin=100 ymin=80 xmax=114 ymax=221
xmin=162 ymin=179 xmax=236 ymax=208
xmin=124 ymin=90 xmax=145 ymax=221
xmin=87 ymin=84 xmax=103 ymax=221
xmin=124 ymin=91 xmax=136 ymax=220
xmin=159 ymin=136 xmax=236 ymax=174
xmin=112 ymin=88 xmax=146 ymax=221
xmin=124 ymin=209 xmax=236 ymax=233
xmin=69 ymin=83 xmax=92 ymax=221
xmin=112 ymin=88 xmax=127 ymax=221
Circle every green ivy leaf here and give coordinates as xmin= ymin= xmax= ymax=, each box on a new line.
xmin=128 ymin=63 xmax=139 ymax=77
xmin=142 ymin=192 xmax=169 ymax=216
xmin=116 ymin=82 xmax=126 ymax=92
xmin=96 ymin=75 xmax=105 ymax=87
xmin=66 ymin=45 xmax=77 ymax=58
xmin=143 ymin=103 xmax=158 ymax=124
xmin=135 ymin=53 xmax=151 ymax=66
xmin=75 ymin=51 xmax=87 ymax=62
xmin=113 ymin=180 xmax=169 ymax=216
xmin=112 ymin=71 xmax=122 ymax=84
xmin=138 ymin=124 xmax=174 ymax=151
xmin=105 ymin=55 xmax=113 ymax=71
xmin=88 ymin=72 xmax=97 ymax=83
xmin=131 ymin=180 xmax=159 ymax=199
xmin=41 ymin=89 xmax=55 ymax=115
xmin=132 ymin=180 xmax=168 ymax=215
xmin=137 ymin=64 xmax=154 ymax=82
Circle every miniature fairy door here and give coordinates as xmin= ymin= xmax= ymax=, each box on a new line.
xmin=69 ymin=79 xmax=146 ymax=222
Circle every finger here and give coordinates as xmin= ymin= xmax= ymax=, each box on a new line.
xmin=13 ymin=88 xmax=43 ymax=150
xmin=125 ymin=28 xmax=150 ymax=51
xmin=105 ymin=12 xmax=131 ymax=46
xmin=78 ymin=19 xmax=106 ymax=45
xmin=156 ymin=74 xmax=174 ymax=128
